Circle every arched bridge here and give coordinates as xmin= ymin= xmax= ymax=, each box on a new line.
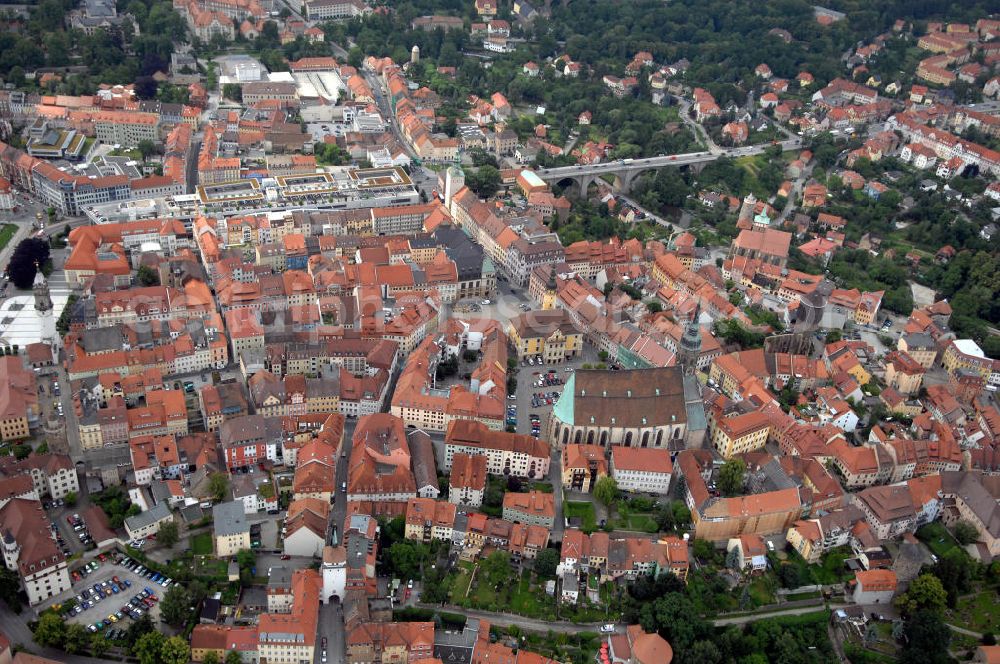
xmin=534 ymin=138 xmax=803 ymax=194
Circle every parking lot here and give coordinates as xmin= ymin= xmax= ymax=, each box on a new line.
xmin=40 ymin=553 xmax=175 ymax=639
xmin=52 ymin=510 xmax=92 ymax=556
xmin=306 ymin=122 xmax=348 ymax=142
xmin=510 ymin=344 xmax=602 ymax=437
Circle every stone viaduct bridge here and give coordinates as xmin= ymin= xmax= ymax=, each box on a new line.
xmin=532 ymin=138 xmax=803 ymax=194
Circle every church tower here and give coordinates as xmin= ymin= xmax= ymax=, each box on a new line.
xmin=678 ymin=305 xmax=702 ymax=375
xmin=738 ymin=193 xmax=757 ymax=226
xmin=33 ymin=267 xmax=57 ymax=360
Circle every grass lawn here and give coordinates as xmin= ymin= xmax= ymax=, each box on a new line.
xmin=812 ymin=548 xmax=853 ymax=585
xmin=468 ymin=570 xmax=499 ymax=607
xmin=508 ymin=574 xmax=550 ymax=617
xmin=735 ymin=154 xmax=765 ymax=175
xmin=460 ymin=567 xmax=557 ymax=619
xmin=616 ymin=513 xmax=658 ymax=533
xmin=0 ymin=225 xmax=17 ymax=252
xmin=450 ymin=563 xmax=473 ymax=601
xmin=191 ymin=533 xmax=213 ymax=555
xmin=951 ymin=590 xmax=1000 ymax=634
xmin=193 ymin=557 xmax=227 ymax=579
xmin=916 ymin=522 xmax=959 ymax=559
xmin=565 ymin=501 xmax=597 ymax=532
xmin=748 ymin=576 xmax=777 ymax=606
xmin=844 ymin=642 xmax=898 ymax=664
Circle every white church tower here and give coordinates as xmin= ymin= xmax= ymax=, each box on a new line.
xmin=33 ymin=267 xmax=57 ymax=361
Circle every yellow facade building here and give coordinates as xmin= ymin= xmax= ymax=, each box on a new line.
xmin=710 ymin=411 xmax=771 ymax=459
xmin=507 ymin=309 xmax=583 ymax=363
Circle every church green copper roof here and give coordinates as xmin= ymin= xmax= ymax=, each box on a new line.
xmin=551 ymin=372 xmax=575 ymax=425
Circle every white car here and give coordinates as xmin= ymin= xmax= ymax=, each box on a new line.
xmin=600 ymin=624 xmax=615 ymax=634
xmin=481 ymin=299 xmax=491 ymax=305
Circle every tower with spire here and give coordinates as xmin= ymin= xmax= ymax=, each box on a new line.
xmin=678 ymin=303 xmax=702 ymax=375
xmin=33 ymin=266 xmax=57 ymax=361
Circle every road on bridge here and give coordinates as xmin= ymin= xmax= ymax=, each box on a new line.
xmin=533 ymin=138 xmax=803 ymax=188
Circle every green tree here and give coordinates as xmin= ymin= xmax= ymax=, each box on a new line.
xmin=718 ymin=458 xmax=746 ymax=497
xmin=208 ymin=473 xmax=229 ymax=502
xmin=133 ymin=631 xmax=166 ymax=664
xmin=160 ymin=636 xmax=191 ymax=664
xmin=126 ymin=613 xmax=154 ymax=645
xmin=387 ymin=541 xmax=427 ymax=580
xmin=637 ymin=592 xmax=707 ymax=653
xmin=236 ymin=549 xmax=256 ymax=584
xmin=157 ymin=519 xmax=179 ymax=548
xmin=481 ymin=550 xmax=512 ymax=586
xmin=0 ymin=566 xmax=22 ymax=612
xmin=895 ymin=573 xmax=947 ymax=617
xmin=63 ymin=623 xmax=91 ymax=654
xmin=953 ymin=520 xmax=979 ymax=545
xmin=202 ymin=653 xmax=220 ymax=664
xmin=32 ymin=611 xmax=66 ymax=648
xmin=159 ymin=583 xmax=191 ymax=627
xmin=931 ymin=550 xmax=975 ymax=608
xmin=593 ymin=476 xmax=619 ymax=507
xmin=225 ymin=650 xmax=243 ymax=664
xmin=466 ymin=165 xmax=501 ymax=198
xmin=777 ymin=563 xmax=803 ymax=589
xmin=136 ymin=265 xmax=160 ymax=286
xmin=222 ymin=83 xmax=242 ymax=102
xmin=91 ymin=634 xmax=111 ymax=658
xmin=8 ymin=238 xmax=50 ymax=289
xmin=533 ymin=548 xmax=560 ymax=578
xmin=63 ymin=491 xmax=77 ymax=507
xmin=900 ymin=610 xmax=952 ymax=664
xmin=137 ymin=139 xmax=157 ymax=161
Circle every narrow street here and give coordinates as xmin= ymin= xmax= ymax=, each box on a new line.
xmin=414 ymin=602 xmax=611 ymax=635
xmin=712 ymin=604 xmax=845 ymax=626
xmin=677 ymin=98 xmax=721 ymax=154
xmin=614 ymin=192 xmax=676 ymax=232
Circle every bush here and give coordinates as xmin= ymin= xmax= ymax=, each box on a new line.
xmin=393 ymin=607 xmax=435 ymax=622
xmin=439 ymin=611 xmax=467 ymax=628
